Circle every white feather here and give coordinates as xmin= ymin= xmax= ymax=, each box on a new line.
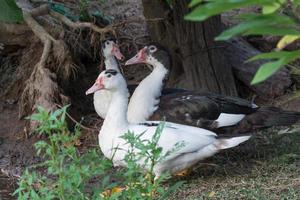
xmin=215 ymin=113 xmax=245 ymax=128
xmin=98 ymin=74 xmax=251 ymax=177
xmin=127 ymin=59 xmax=168 ymax=123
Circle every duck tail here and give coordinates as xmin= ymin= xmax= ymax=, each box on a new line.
xmin=232 ymin=107 xmax=300 ymax=133
xmin=215 ymin=135 xmax=251 ymax=150
xmin=259 ymin=107 xmax=300 ymax=127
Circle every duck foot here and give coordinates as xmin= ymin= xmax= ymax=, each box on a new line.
xmin=173 ymin=168 xmax=192 ymax=177
xmin=100 ymin=186 xmax=126 ymax=197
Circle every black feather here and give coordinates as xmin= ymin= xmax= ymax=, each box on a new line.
xmin=105 ymin=69 xmax=118 ymax=76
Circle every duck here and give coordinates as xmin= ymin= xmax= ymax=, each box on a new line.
xmin=92 ymin=39 xmax=186 ymax=120
xmin=85 ymin=69 xmax=250 ymax=177
xmin=125 ymin=44 xmax=300 ymax=132
xmin=92 ymin=39 xmax=125 ymax=119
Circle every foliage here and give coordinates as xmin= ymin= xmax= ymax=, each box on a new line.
xmin=186 ymin=0 xmax=300 ymax=84
xmin=14 ymin=106 xmax=183 ymax=200
xmin=0 ymin=0 xmax=23 ymax=23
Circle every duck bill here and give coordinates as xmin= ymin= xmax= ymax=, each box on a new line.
xmin=125 ymin=47 xmax=147 ymax=65
xmin=112 ymin=44 xmax=125 ymax=60
xmin=85 ymin=83 xmax=104 ymax=95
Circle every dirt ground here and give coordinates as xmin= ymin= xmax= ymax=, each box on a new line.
xmin=1 ymin=1 xmax=300 ymax=199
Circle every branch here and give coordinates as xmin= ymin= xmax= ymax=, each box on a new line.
xmin=109 ymin=17 xmax=164 ymax=28
xmin=49 ymin=10 xmax=114 ymax=36
xmin=23 ymin=10 xmax=55 ymax=43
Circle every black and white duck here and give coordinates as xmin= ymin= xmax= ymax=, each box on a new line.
xmin=125 ymin=44 xmax=300 ymax=132
xmin=86 ymin=69 xmax=250 ymax=177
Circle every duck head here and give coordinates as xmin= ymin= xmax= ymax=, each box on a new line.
xmin=86 ymin=69 xmax=126 ymax=95
xmin=101 ymin=39 xmax=125 ymax=60
xmin=125 ymin=44 xmax=170 ymax=69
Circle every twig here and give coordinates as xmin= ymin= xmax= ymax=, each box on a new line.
xmin=110 ymin=17 xmax=164 ymax=28
xmin=55 ymin=104 xmax=97 ymax=132
xmin=39 ymin=39 xmax=51 ymax=67
xmin=49 ymin=10 xmax=114 ymax=37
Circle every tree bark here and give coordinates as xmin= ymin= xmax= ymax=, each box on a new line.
xmin=142 ymin=0 xmax=238 ymax=96
xmin=226 ymin=38 xmax=292 ymax=98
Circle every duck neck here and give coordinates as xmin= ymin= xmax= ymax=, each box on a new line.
xmin=102 ymin=87 xmax=129 ymax=133
xmin=145 ymin=61 xmax=169 ymax=87
xmin=104 ymin=54 xmax=120 ymax=72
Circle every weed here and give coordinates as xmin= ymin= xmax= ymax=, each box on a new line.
xmin=14 ymin=106 xmax=183 ymax=199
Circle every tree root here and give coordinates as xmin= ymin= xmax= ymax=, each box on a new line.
xmin=17 ymin=4 xmax=115 ymax=129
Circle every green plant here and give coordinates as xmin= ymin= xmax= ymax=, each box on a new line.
xmin=0 ymin=0 xmax=23 ymax=22
xmin=79 ymin=0 xmax=91 ymax=21
xmin=14 ymin=106 xmax=183 ymax=200
xmin=119 ymin=122 xmax=184 ymax=200
xmin=186 ymin=0 xmax=300 ymax=84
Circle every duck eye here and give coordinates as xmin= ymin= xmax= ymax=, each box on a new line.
xmin=106 ymin=41 xmax=110 ymax=45
xmin=107 ymin=74 xmax=111 ymax=78
xmin=149 ymin=46 xmax=157 ymax=52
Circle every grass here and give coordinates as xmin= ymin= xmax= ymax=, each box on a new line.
xmin=169 ymin=128 xmax=300 ymax=199
xmin=13 ymin=106 xmax=300 ymax=199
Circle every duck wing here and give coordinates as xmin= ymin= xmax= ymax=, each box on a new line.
xmin=128 ymin=123 xmax=217 ymax=161
xmin=151 ymin=91 xmax=258 ymax=129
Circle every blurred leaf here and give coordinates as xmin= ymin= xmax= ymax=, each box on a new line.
xmin=185 ymin=0 xmax=273 ymax=21
xmin=189 ymin=0 xmax=203 ymax=7
xmin=216 ymin=13 xmax=298 ymax=40
xmin=247 ymin=50 xmax=300 ymax=62
xmin=251 ymin=59 xmax=286 ymax=84
xmin=244 ymin=26 xmax=300 ymax=36
xmin=277 ymin=35 xmax=300 ymax=50
xmin=262 ymin=0 xmax=285 ymax=14
xmin=250 ymin=50 xmax=300 ymax=84
xmin=0 ymin=0 xmax=23 ymax=23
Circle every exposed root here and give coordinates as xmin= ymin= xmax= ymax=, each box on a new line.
xmin=49 ymin=10 xmax=115 ymax=39
xmin=4 ymin=3 xmax=116 ymax=129
xmin=19 ymin=39 xmax=69 ymax=120
xmin=52 ymin=40 xmax=77 ymax=79
xmin=18 ymin=6 xmax=75 ymax=126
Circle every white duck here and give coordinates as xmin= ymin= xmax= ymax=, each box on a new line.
xmin=92 ymin=39 xmax=124 ymax=118
xmin=86 ymin=69 xmax=250 ymax=177
xmin=125 ymin=44 xmax=259 ymax=129
xmin=92 ymin=39 xmax=185 ymax=121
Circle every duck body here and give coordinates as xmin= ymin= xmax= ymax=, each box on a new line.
xmin=151 ymin=91 xmax=258 ymax=129
xmin=125 ymin=44 xmax=300 ymax=133
xmin=125 ymin=45 xmax=258 ymax=129
xmin=91 ymin=70 xmax=250 ymax=177
xmin=127 ymin=62 xmax=168 ymax=123
xmin=93 ymin=40 xmax=122 ymax=119
xmin=93 ymin=40 xmax=185 ymax=120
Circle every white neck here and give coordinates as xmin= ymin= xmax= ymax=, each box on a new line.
xmin=102 ymin=87 xmax=129 ymax=134
xmin=127 ymin=60 xmax=168 ymax=123
xmin=139 ymin=61 xmax=168 ymax=94
xmin=104 ymin=54 xmax=120 ymax=72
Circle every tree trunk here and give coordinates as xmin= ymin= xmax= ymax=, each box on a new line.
xmin=142 ymin=0 xmax=238 ymax=96
xmin=226 ymin=38 xmax=292 ymax=98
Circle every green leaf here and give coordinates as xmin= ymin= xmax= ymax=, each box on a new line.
xmin=251 ymin=59 xmax=286 ymax=84
xmin=185 ymin=0 xmax=272 ymax=21
xmin=244 ymin=26 xmax=300 ymax=36
xmin=189 ymin=0 xmax=203 ymax=7
xmin=277 ymin=35 xmax=300 ymax=50
xmin=262 ymin=0 xmax=285 ymax=14
xmin=0 ymin=0 xmax=23 ymax=23
xmin=215 ymin=13 xmax=298 ymax=40
xmin=247 ymin=50 xmax=300 ymax=62
xmin=250 ymin=50 xmax=300 ymax=84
